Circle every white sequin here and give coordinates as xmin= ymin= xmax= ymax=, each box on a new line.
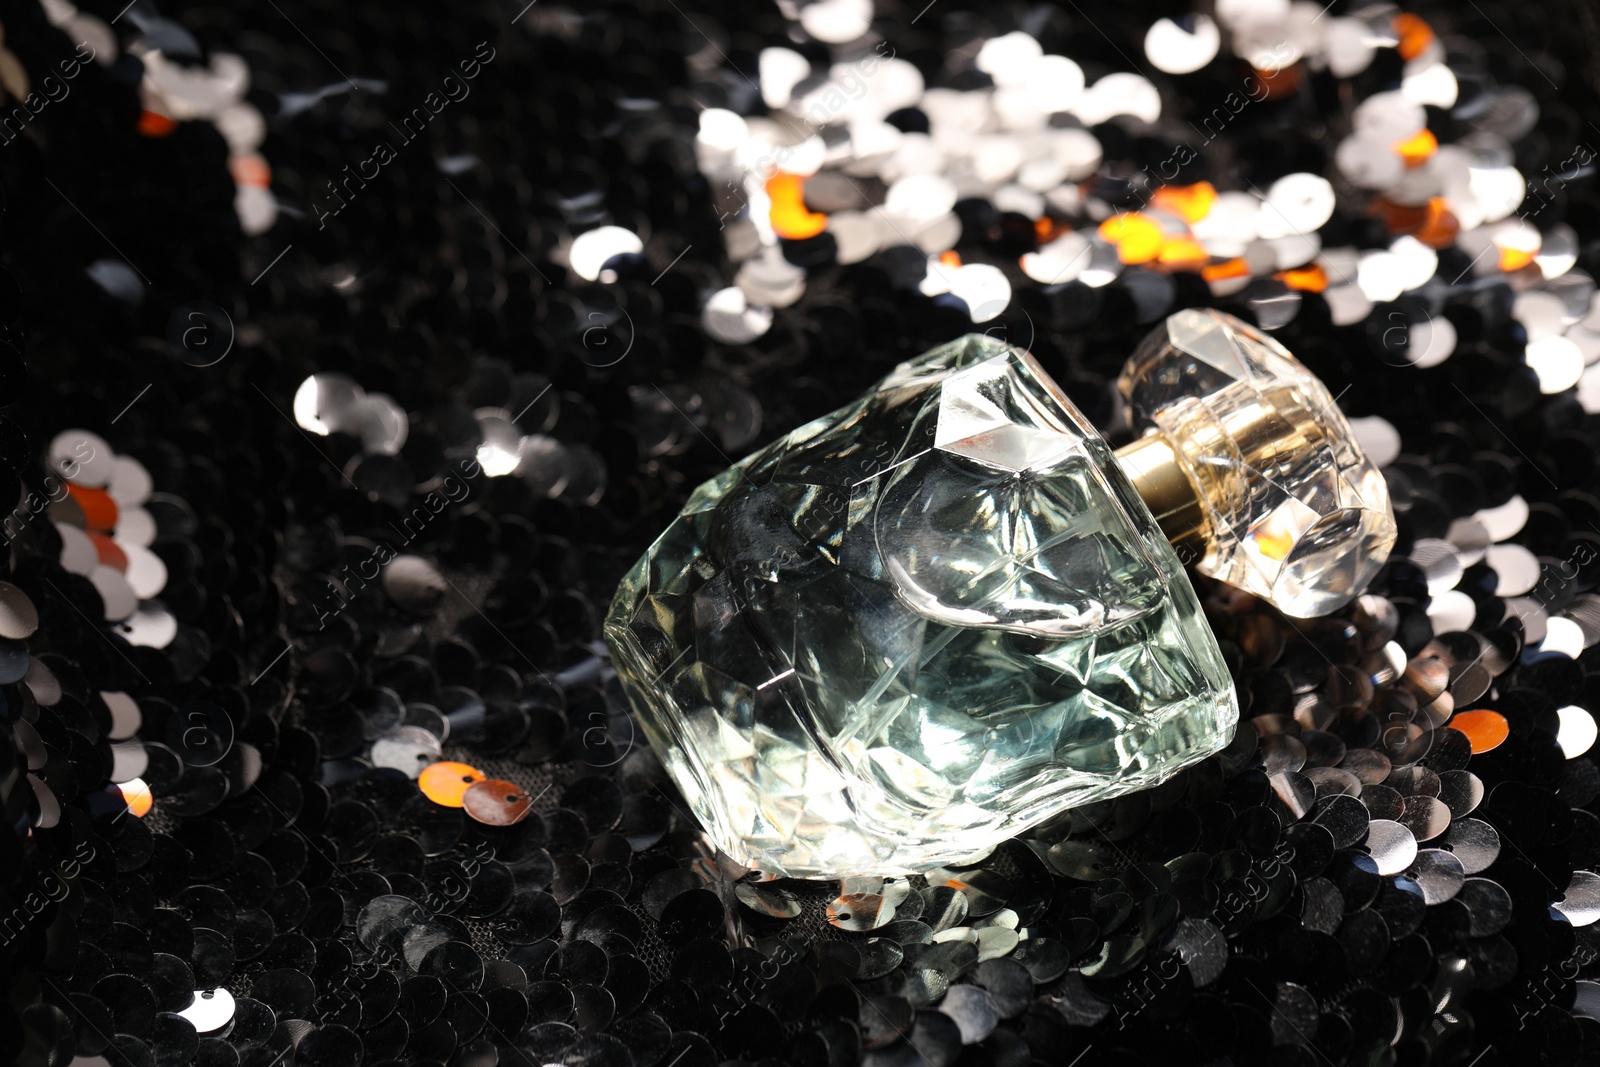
xmin=1349 ymin=416 xmax=1401 ymax=467
xmin=1021 ymin=232 xmax=1091 ymax=284
xmin=1470 ymin=166 xmax=1527 ymax=223
xmin=1336 ymin=134 xmax=1404 ymax=190
xmin=1257 ymin=173 xmax=1336 ymax=239
xmin=1527 ymin=336 xmax=1585 ymax=394
xmin=828 ymin=211 xmax=883 ymax=264
xmin=1558 ymin=705 xmax=1599 ymax=758
xmin=1388 ymin=236 xmax=1438 ymax=292
xmin=949 ymin=264 xmax=1012 ymax=322
xmin=1486 ymin=543 xmax=1540 ymax=595
xmin=1476 ymin=495 xmax=1529 ymax=542
xmin=698 ymin=109 xmax=749 ymax=152
xmin=1323 ymin=18 xmax=1376 ymax=78
xmin=977 ymin=32 xmax=1044 ymax=87
xmin=1144 ymin=16 xmax=1221 ymax=74
xmin=1542 ymin=620 xmax=1587 ymax=661
xmin=799 ymin=0 xmax=873 ymax=44
xmin=1402 ymin=63 xmax=1458 ymax=108
xmin=1513 ymin=291 xmax=1569 ymax=342
xmin=1356 ymin=251 xmax=1406 ymax=302
xmin=1215 ymin=0 xmax=1290 ymax=29
xmin=1023 ymin=55 xmax=1085 ymax=113
xmin=1426 ymin=590 xmax=1477 ymax=634
xmin=1074 ymin=73 xmax=1161 ymax=125
xmin=885 ymin=175 xmax=958 ymax=220
xmin=1352 ymin=91 xmax=1426 ymax=142
xmin=759 ymin=48 xmax=811 ymax=110
xmin=1407 ymin=315 xmax=1456 ymax=369
xmin=569 ymin=226 xmax=643 ymax=282
xmin=1325 ymin=284 xmax=1373 ymax=327
xmin=703 ymin=286 xmax=774 ymax=344
xmin=1536 ymin=224 xmax=1579 ymax=280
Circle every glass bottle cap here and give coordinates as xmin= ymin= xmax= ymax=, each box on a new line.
xmin=1115 ymin=308 xmax=1397 ymax=618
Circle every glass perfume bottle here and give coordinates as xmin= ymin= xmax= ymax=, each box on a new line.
xmin=606 ymin=309 xmax=1396 ymax=878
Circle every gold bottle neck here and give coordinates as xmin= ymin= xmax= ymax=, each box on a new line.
xmin=1113 ymin=434 xmax=1207 ymax=549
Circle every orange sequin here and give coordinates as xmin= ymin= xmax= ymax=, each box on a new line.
xmin=1394 ymin=128 xmax=1438 ymax=168
xmin=938 ymin=250 xmax=962 ymax=268
xmin=67 ymin=485 xmax=118 ymax=532
xmin=1253 ymin=64 xmax=1303 ymax=101
xmin=1151 ymin=182 xmax=1218 ymax=224
xmin=1413 ymin=198 xmax=1461 ymax=248
xmin=1034 ymin=217 xmax=1069 ymax=242
xmin=1371 ymin=197 xmax=1429 ymax=235
xmin=1490 ymin=219 xmax=1542 ymax=273
xmin=1279 ymin=264 xmax=1329 ymax=292
xmin=1450 ymin=710 xmax=1510 ymax=754
xmin=1098 ymin=213 xmax=1164 ymax=264
xmin=229 ymin=154 xmax=273 ymax=188
xmin=1201 ymin=257 xmax=1250 ymax=282
xmin=463 ymin=779 xmax=534 ymax=826
xmin=766 ymin=173 xmax=828 ymax=240
xmin=1155 ymin=238 xmax=1209 ymax=268
xmin=1499 ymin=246 xmax=1537 ymax=272
xmin=138 ymin=111 xmax=177 ymax=137
xmin=119 ymin=779 xmax=153 ymax=818
xmin=419 ymin=761 xmax=486 ymax=807
xmin=1393 ymin=14 xmax=1435 ymax=62
xmin=89 ymin=533 xmax=128 ymax=571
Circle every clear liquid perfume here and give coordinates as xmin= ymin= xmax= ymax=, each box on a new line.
xmin=606 ymin=309 xmax=1396 ymax=878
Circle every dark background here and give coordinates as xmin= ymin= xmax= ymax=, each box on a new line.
xmin=3 ymin=1 xmax=1600 ymax=1065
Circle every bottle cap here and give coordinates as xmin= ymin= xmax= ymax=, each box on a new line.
xmin=1114 ymin=308 xmax=1397 ymax=618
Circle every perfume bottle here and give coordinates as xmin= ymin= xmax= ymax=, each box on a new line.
xmin=605 ymin=309 xmax=1396 ymax=878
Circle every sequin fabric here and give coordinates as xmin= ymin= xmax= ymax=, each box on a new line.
xmin=4 ymin=1 xmax=1600 ymax=1065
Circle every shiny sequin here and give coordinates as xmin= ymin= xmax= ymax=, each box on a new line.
xmin=418 ymin=762 xmax=487 ymax=808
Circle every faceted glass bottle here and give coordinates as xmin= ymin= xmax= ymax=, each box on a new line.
xmin=606 ymin=336 xmax=1237 ymax=878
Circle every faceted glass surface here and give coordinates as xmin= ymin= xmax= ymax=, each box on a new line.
xmin=1118 ymin=309 xmax=1398 ymax=618
xmin=606 ymin=336 xmax=1238 ymax=878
